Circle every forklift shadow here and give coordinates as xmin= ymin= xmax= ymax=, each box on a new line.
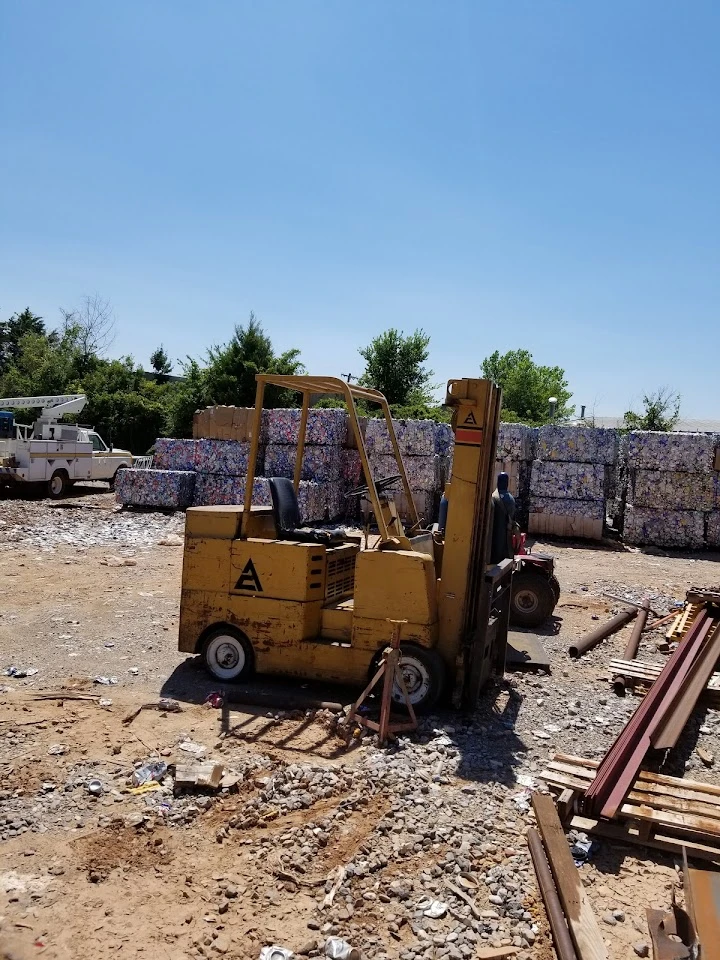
xmin=160 ymin=664 xmax=528 ymax=774
xmin=160 ymin=658 xmax=363 ymax=761
xmin=452 ymin=682 xmax=528 ymax=788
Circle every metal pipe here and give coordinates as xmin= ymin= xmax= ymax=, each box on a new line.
xmin=527 ymin=827 xmax=579 ymax=960
xmin=568 ymin=607 xmax=638 ymax=658
xmin=602 ymin=592 xmax=660 ymax=617
xmin=613 ymin=599 xmax=650 ymax=692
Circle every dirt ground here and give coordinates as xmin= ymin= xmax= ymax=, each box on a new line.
xmin=1 ymin=490 xmax=719 ymax=960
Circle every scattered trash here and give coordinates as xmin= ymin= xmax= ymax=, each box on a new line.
xmin=515 ymin=773 xmax=536 ymax=789
xmin=259 ymin=948 xmax=294 ymax=960
xmin=219 ymin=768 xmax=242 ymax=790
xmin=325 ymin=939 xmax=360 ymax=960
xmin=87 ymin=779 xmax=103 ymax=796
xmin=122 ymin=698 xmax=182 ymax=725
xmin=4 ymin=666 xmax=39 ymax=678
xmin=99 ymin=698 xmax=113 ymax=708
xmin=158 ymin=534 xmax=184 ymax=547
xmin=132 ymin=760 xmax=168 ymax=787
xmin=175 ymin=761 xmax=224 ymax=791
xmin=158 ymin=698 xmax=181 ymax=712
xmin=698 ymin=747 xmax=715 ymax=766
xmin=128 ymin=667 xmax=139 ymax=675
xmin=47 ymin=744 xmax=67 ymax=756
xmin=570 ymin=835 xmax=595 ymax=865
xmin=93 ymin=676 xmax=118 ymax=685
xmin=129 ymin=781 xmax=164 ymax=796
xmin=420 ymin=898 xmax=447 ymax=919
xmin=204 ymin=691 xmax=224 ymax=708
xmin=178 ymin=739 xmax=207 ymax=757
xmin=511 ymin=791 xmax=531 ymax=813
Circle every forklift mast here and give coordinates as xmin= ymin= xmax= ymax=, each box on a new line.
xmin=438 ymin=378 xmax=510 ymax=707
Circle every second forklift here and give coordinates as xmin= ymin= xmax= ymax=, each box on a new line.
xmin=178 ymin=375 xmax=512 ymax=711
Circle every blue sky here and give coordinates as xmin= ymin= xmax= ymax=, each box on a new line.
xmin=2 ymin=2 xmax=718 ymax=416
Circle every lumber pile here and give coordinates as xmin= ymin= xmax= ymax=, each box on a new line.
xmin=541 ymin=753 xmax=720 ymax=862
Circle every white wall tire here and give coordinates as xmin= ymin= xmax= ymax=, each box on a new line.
xmin=202 ymin=628 xmax=253 ymax=682
xmin=387 ymin=644 xmax=446 ymax=713
xmin=48 ymin=471 xmax=68 ymax=500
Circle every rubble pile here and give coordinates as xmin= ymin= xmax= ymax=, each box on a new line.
xmin=528 ymin=426 xmax=618 ymax=539
xmin=624 ymin=430 xmax=720 ymax=548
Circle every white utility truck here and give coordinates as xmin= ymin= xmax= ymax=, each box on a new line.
xmin=0 ymin=395 xmax=133 ymax=499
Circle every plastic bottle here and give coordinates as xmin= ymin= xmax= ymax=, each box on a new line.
xmin=132 ymin=761 xmax=168 ymax=787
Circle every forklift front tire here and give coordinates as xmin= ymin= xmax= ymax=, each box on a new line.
xmin=388 ymin=644 xmax=446 ymax=714
xmin=202 ymin=627 xmax=254 ymax=682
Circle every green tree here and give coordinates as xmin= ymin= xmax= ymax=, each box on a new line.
xmin=0 ymin=327 xmax=82 ymax=399
xmin=164 ymin=359 xmax=210 ymax=439
xmin=623 ymin=387 xmax=680 ymax=432
xmin=150 ymin=345 xmax=172 ymax=383
xmin=205 ymin=312 xmax=303 ymax=408
xmin=481 ymin=349 xmax=574 ymax=424
xmin=0 ymin=308 xmax=48 ymax=375
xmin=358 ymin=328 xmax=434 ymax=406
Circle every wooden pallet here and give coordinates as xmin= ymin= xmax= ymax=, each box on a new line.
xmin=668 ymin=603 xmax=700 ymax=639
xmin=608 ymin=658 xmax=720 ymax=706
xmin=541 ymin=753 xmax=720 ymax=862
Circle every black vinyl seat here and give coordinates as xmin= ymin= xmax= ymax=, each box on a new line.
xmin=268 ymin=477 xmax=346 ymax=546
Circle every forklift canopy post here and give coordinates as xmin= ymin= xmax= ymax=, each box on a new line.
xmin=241 ymin=375 xmax=419 ymax=540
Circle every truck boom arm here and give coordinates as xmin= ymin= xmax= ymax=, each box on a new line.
xmin=0 ymin=395 xmax=87 ymax=419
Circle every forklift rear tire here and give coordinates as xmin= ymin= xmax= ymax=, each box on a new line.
xmin=387 ymin=644 xmax=446 ymax=714
xmin=510 ymin=571 xmax=556 ymax=628
xmin=48 ymin=470 xmax=69 ymax=500
xmin=202 ymin=627 xmax=254 ymax=682
xmin=549 ymin=575 xmax=561 ymax=604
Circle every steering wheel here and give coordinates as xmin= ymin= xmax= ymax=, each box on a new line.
xmin=345 ymin=474 xmax=403 ymax=500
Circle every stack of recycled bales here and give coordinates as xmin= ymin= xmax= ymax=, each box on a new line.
xmin=364 ymin=418 xmax=442 ymax=522
xmin=263 ymin=409 xmax=348 ymax=522
xmin=492 ymin=424 xmax=537 ymax=527
xmin=114 ymin=467 xmax=196 ymax=509
xmin=528 ymin=426 xmax=618 ymax=540
xmin=193 ymin=438 xmax=264 ymax=508
xmin=624 ymin=431 xmax=720 ymax=549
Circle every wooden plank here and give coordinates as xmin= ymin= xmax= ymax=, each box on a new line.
xmin=545 ymin=759 xmax=720 ymax=810
xmin=532 ymin=792 xmax=609 ymax=960
xmin=553 ymin=754 xmax=720 ymax=798
xmin=544 ymin=768 xmax=720 ymax=828
xmin=569 ymin=815 xmax=720 ymax=863
xmin=545 ymin=758 xmax=720 ymax=813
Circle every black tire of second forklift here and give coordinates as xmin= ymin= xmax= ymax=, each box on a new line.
xmin=509 ymin=571 xmax=557 ymax=628
xmin=549 ymin=574 xmax=561 ymax=604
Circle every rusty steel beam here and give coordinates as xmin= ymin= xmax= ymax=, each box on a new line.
xmin=686 ymin=864 xmax=720 ymax=959
xmin=613 ymin=599 xmax=650 ymax=692
xmin=584 ymin=608 xmax=711 ymax=819
xmin=569 ymin=607 xmax=638 ymax=659
xmin=652 ymin=619 xmax=720 ymax=750
xmin=527 ymin=827 xmax=579 ymax=960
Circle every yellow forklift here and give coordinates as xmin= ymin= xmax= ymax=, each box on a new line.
xmin=178 ymin=375 xmax=512 ymax=711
